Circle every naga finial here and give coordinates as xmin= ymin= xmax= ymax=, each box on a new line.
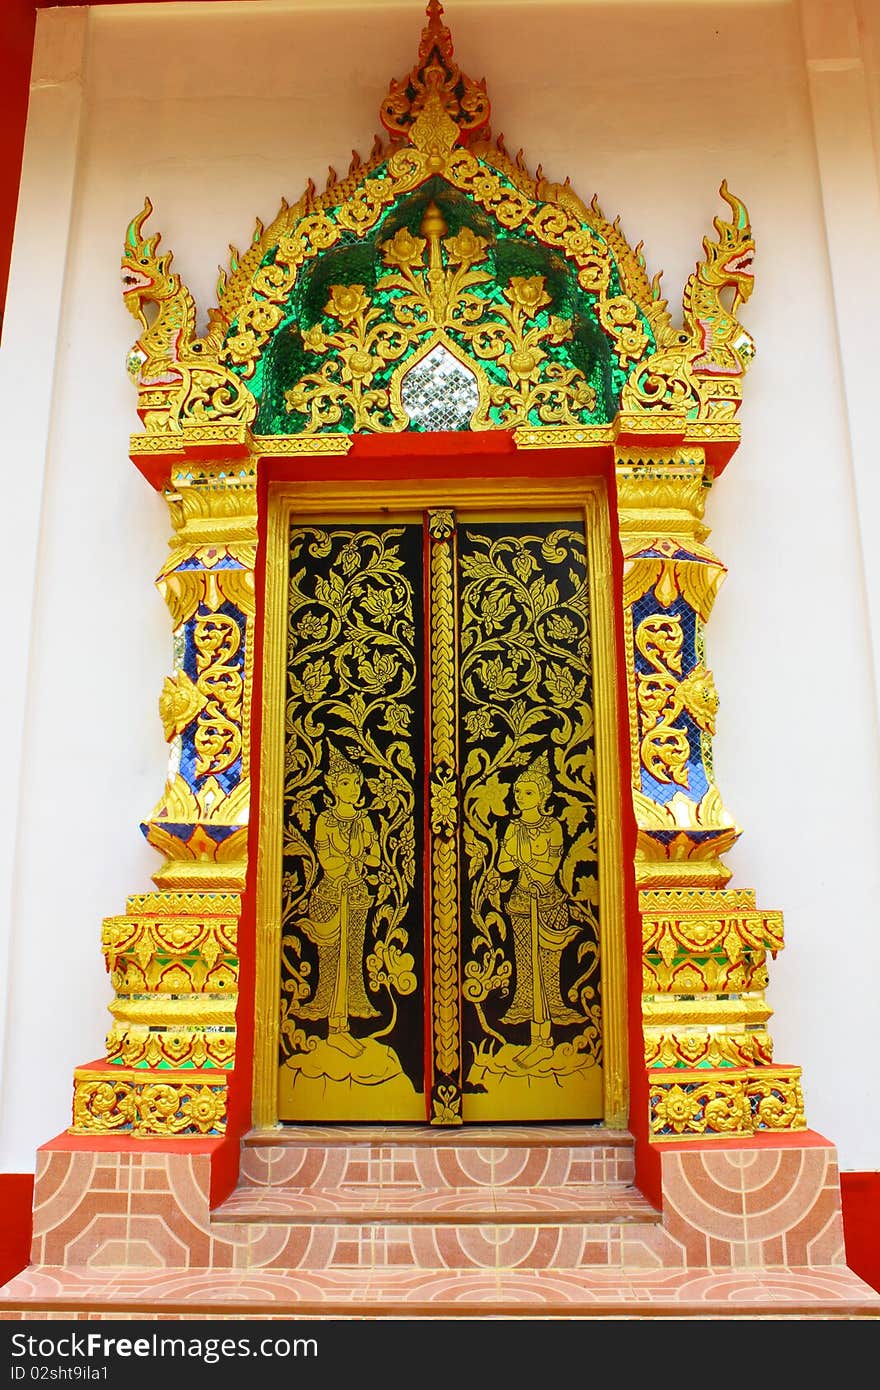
xmin=703 ymin=180 xmax=755 ymax=313
xmin=121 ymin=196 xmax=179 ymax=331
xmin=379 ymin=0 xmax=490 ymax=148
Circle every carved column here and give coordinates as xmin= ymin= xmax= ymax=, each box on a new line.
xmin=616 ymin=440 xmax=805 ymax=1139
xmin=71 ymin=460 xmax=256 ymax=1137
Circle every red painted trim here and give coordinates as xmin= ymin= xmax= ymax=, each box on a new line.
xmin=606 ymin=466 xmax=657 ymax=1205
xmin=219 ymin=438 xmax=643 ymax=1162
xmin=421 ymin=517 xmax=434 ymax=1120
xmin=841 ymin=1171 xmax=880 ymax=1295
xmin=663 ymin=1128 xmax=836 ymax=1154
xmin=0 ymin=1174 xmax=34 ymax=1287
xmin=38 ymin=1128 xmax=225 ymax=1157
xmin=221 ymin=463 xmax=270 ymax=1155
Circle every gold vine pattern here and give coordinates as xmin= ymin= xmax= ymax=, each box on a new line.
xmin=635 ymin=614 xmax=718 ymax=787
xmin=284 ymin=200 xmax=598 ymax=432
xmin=457 ymin=526 xmax=601 ymax=1072
xmin=192 ymin=611 xmax=244 ymax=777
xmin=279 ymin=526 xmax=421 ymax=1072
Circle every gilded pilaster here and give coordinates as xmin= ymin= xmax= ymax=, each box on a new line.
xmin=72 ymin=462 xmax=257 ymax=1136
xmin=616 ymin=439 xmax=804 ymax=1139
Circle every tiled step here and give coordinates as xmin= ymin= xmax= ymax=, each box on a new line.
xmin=212 ymin=1182 xmax=657 ymax=1223
xmin=213 ymin=1126 xmax=665 ymax=1269
xmin=3 ymin=1263 xmax=879 ymax=1319
xmin=209 ymin=1184 xmax=666 ymax=1270
xmin=239 ymin=1124 xmax=635 ymax=1189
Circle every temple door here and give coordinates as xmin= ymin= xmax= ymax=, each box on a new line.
xmin=276 ymin=502 xmax=604 ymax=1124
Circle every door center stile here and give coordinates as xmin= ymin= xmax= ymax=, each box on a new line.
xmin=426 ymin=508 xmax=464 ymax=1125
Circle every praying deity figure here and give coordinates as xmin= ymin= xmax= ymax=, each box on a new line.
xmin=298 ymin=748 xmax=381 ymax=1056
xmin=497 ymin=753 xmax=582 ymax=1067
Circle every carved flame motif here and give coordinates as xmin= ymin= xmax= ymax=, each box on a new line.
xmin=379 ymin=0 xmax=490 ymax=149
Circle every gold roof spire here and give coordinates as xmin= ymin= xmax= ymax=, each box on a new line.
xmin=379 ymin=1 xmax=490 ymax=153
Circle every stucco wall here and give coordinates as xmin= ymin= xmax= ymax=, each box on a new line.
xmin=1 ymin=0 xmax=878 ymax=1172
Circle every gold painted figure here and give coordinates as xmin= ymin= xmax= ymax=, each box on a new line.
xmin=497 ymin=753 xmax=582 ymax=1067
xmin=299 ymin=748 xmax=381 ymax=1054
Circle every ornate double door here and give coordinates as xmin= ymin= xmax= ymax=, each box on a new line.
xmin=274 ymin=487 xmax=607 ymax=1124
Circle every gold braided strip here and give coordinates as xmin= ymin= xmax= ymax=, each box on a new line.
xmin=642 ymin=995 xmax=772 ymax=1028
xmin=432 ymin=836 xmax=459 ymax=1074
xmin=125 ymin=891 xmax=241 ymax=915
xmin=428 ymin=512 xmax=460 ymax=1080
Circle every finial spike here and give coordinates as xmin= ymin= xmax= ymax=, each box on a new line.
xmin=379 ymin=0 xmax=490 ymax=147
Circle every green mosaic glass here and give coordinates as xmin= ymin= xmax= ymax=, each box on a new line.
xmin=224 ymin=163 xmax=657 ymax=434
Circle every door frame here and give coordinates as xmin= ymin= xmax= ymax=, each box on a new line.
xmin=252 ymin=471 xmax=628 ymax=1127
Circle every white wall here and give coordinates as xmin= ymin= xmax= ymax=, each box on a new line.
xmin=1 ymin=0 xmax=878 ymax=1172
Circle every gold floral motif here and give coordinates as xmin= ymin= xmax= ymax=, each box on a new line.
xmin=278 ymin=525 xmax=423 ymax=1118
xmin=642 ymin=903 xmax=784 ymax=963
xmin=284 ymin=201 xmax=596 ymax=434
xmin=102 ymin=914 xmax=237 ymax=994
xmin=71 ymin=1070 xmax=227 ymax=1137
xmin=105 ymin=1026 xmax=235 ymax=1070
xmin=432 ymin=1083 xmax=462 ymax=1123
xmin=159 ymin=669 xmax=206 ymax=741
xmin=643 ymin=953 xmax=769 ymax=995
xmin=649 ymin=1068 xmax=805 ymax=1139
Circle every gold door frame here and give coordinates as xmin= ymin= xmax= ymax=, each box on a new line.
xmin=253 ymin=473 xmax=628 ymax=1129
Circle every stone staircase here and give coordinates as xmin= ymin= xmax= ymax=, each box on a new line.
xmin=2 ymin=1124 xmax=879 ymax=1318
